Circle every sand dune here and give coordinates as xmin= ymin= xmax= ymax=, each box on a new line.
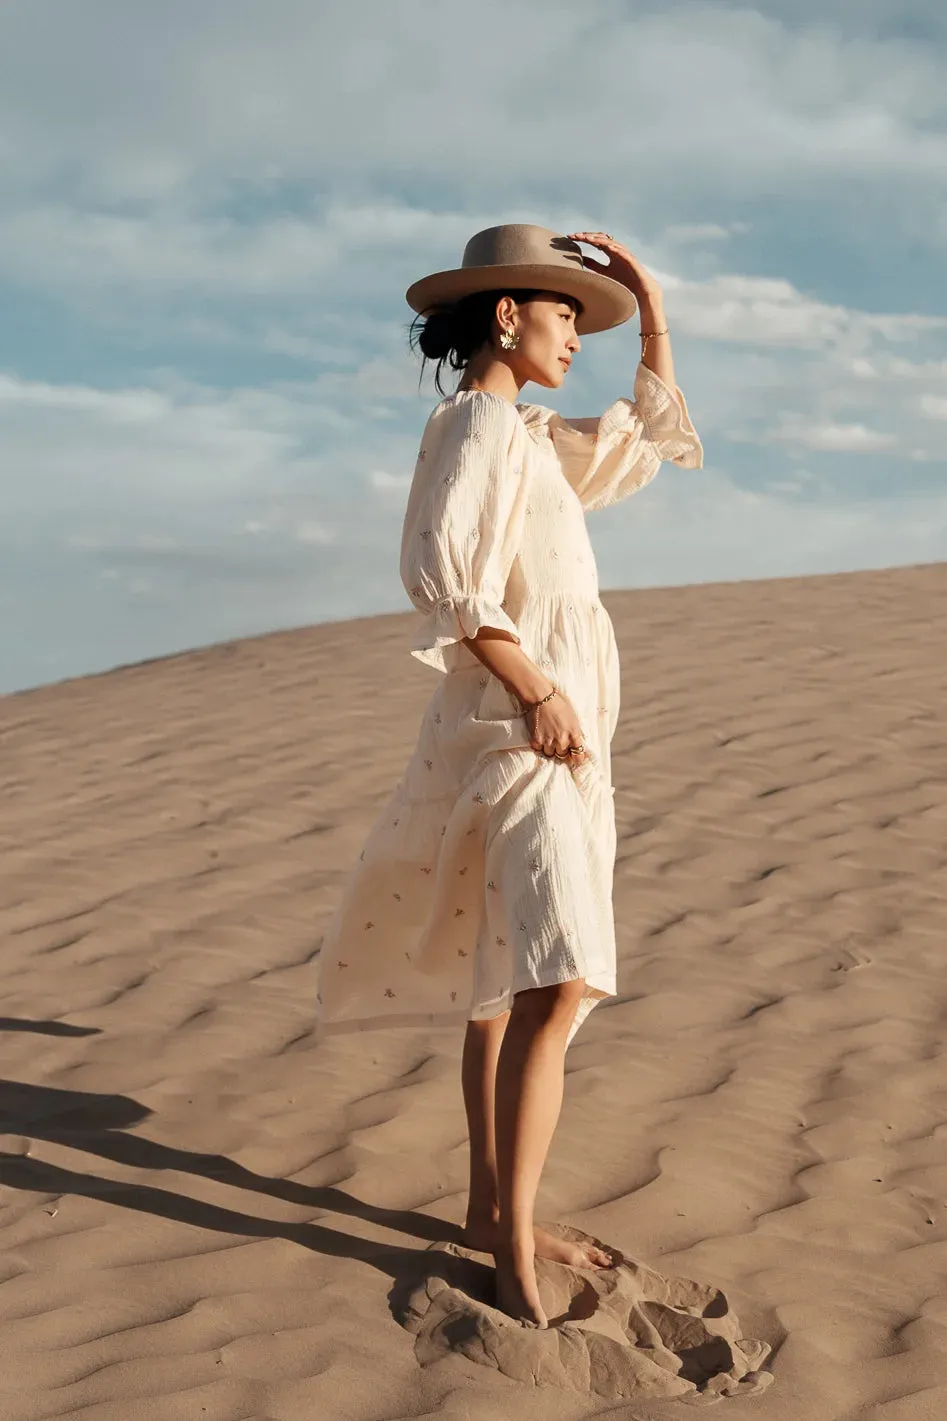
xmin=1 ymin=561 xmax=945 ymax=1418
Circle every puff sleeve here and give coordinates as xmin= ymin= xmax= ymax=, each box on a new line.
xmin=542 ymin=360 xmax=703 ymax=512
xmin=400 ymin=391 xmax=529 ymax=674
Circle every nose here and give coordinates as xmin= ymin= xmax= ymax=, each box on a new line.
xmin=568 ymin=333 xmax=581 ymax=354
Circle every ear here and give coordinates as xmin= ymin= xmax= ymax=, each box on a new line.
xmin=494 ymin=294 xmax=517 ymax=327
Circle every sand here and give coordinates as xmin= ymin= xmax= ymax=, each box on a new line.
xmin=1 ymin=560 xmax=945 ymax=1419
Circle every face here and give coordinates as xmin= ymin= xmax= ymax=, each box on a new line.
xmin=496 ymin=290 xmax=581 ymax=388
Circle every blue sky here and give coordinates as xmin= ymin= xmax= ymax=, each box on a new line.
xmin=2 ymin=0 xmax=946 ymax=695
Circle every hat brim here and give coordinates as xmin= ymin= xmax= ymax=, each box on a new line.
xmin=405 ymin=262 xmax=637 ymax=336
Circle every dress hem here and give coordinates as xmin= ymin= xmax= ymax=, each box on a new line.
xmin=314 ymin=978 xmax=615 ymax=1042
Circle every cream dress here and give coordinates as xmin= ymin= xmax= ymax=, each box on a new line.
xmin=313 ymin=360 xmax=703 ymax=1052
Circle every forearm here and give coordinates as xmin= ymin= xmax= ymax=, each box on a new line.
xmin=638 ymin=292 xmax=677 ymax=392
xmin=461 ymin=628 xmax=554 ymax=707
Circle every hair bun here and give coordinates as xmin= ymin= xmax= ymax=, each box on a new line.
xmin=418 ymin=307 xmax=455 ymax=360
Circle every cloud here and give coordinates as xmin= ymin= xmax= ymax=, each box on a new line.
xmin=667 ymin=274 xmax=947 ymax=350
xmin=663 ymin=222 xmax=751 ymax=243
xmin=918 ymin=394 xmax=947 ymax=420
xmin=2 ymin=2 xmax=947 ymax=211
xmin=368 ymin=469 xmax=412 ymax=492
xmin=1 ymin=0 xmax=946 ymax=694
xmin=766 ymin=419 xmax=898 ymax=452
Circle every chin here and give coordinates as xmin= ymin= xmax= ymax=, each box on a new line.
xmin=528 ymin=366 xmax=566 ymax=390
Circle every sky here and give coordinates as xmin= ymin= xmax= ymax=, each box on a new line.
xmin=2 ymin=0 xmax=946 ymax=695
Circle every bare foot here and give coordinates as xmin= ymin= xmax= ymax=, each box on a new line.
xmin=462 ymin=1217 xmax=616 ymax=1270
xmin=494 ymin=1234 xmax=547 ymax=1328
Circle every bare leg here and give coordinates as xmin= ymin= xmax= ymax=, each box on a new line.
xmin=461 ymin=1008 xmax=614 ymax=1274
xmin=461 ymin=1008 xmax=509 ymax=1235
xmin=493 ymin=979 xmax=593 ymax=1327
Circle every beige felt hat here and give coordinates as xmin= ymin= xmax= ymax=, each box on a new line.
xmin=405 ymin=223 xmax=637 ymax=336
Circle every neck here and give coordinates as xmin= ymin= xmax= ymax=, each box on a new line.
xmin=455 ymin=350 xmax=523 ymax=404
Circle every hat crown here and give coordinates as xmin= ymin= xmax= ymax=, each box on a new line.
xmin=461 ymin=224 xmax=585 ymax=278
xmin=404 ymin=222 xmax=636 ymax=335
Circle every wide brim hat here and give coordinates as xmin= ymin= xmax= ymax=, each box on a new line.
xmin=405 ymin=223 xmax=637 ymax=336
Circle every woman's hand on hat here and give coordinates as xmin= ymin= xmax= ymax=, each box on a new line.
xmin=567 ymin=232 xmax=662 ymax=304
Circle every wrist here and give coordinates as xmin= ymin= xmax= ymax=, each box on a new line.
xmin=638 ymin=293 xmax=665 ymax=328
xmin=505 ymin=668 xmax=556 ymax=709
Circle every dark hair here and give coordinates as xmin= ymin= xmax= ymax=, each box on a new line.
xmin=407 ymin=287 xmax=582 ymax=397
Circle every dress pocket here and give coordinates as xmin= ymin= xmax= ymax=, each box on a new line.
xmin=472 ymin=670 xmax=524 ymax=726
xmin=567 ymin=748 xmax=617 ymax=864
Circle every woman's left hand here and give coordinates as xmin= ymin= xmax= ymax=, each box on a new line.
xmin=566 ymin=232 xmax=662 ymax=304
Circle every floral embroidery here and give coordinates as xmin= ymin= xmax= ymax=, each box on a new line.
xmin=337 ymin=960 xmax=348 ymax=968
xmin=364 ymin=921 xmax=374 ymax=930
xmin=327 ymin=393 xmax=663 ymax=1026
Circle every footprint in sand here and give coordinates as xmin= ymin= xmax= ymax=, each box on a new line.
xmin=396 ymin=1221 xmax=777 ymax=1401
xmin=831 ymin=944 xmax=873 ymax=972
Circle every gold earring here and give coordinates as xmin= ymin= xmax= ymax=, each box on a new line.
xmin=500 ymin=328 xmax=519 ymax=351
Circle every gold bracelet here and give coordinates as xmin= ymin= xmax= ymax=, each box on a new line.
xmin=640 ymin=327 xmax=669 ymax=348
xmin=517 ymin=685 xmax=558 ymax=717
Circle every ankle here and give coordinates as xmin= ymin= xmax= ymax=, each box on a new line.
xmin=465 ymin=1199 xmax=500 ymax=1225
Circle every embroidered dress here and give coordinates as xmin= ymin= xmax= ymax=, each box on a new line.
xmin=314 ymin=361 xmax=703 ymax=1052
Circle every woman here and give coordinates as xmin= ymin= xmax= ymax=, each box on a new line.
xmin=314 ymin=224 xmax=703 ymax=1329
